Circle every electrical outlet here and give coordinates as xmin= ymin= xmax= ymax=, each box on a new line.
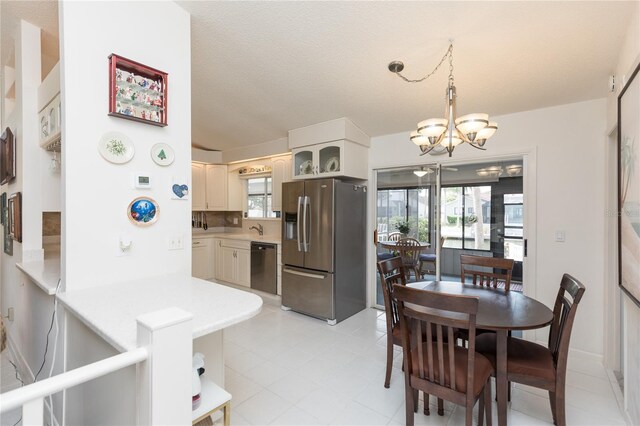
xmin=168 ymin=234 xmax=184 ymax=250
xmin=555 ymin=230 xmax=565 ymax=242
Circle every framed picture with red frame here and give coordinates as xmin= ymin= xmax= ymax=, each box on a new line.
xmin=108 ymin=54 xmax=168 ymax=127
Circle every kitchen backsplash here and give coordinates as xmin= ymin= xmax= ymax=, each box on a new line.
xmin=43 ymin=211 xmax=61 ymax=236
xmin=193 ymin=211 xmax=243 ymax=229
xmin=243 ymin=218 xmax=281 ymax=235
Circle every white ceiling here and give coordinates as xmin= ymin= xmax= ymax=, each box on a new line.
xmin=2 ymin=1 xmax=636 ymax=152
xmin=180 ymin=1 xmax=635 ymax=151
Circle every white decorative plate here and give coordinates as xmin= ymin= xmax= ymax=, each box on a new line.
xmin=98 ymin=131 xmax=134 ymax=164
xmin=150 ymin=143 xmax=175 ymax=166
xmin=299 ymin=160 xmax=313 ymax=175
xmin=324 ymin=156 xmax=340 ymax=173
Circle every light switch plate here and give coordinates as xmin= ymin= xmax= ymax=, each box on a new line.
xmin=168 ymin=234 xmax=184 ymax=250
xmin=555 ymin=231 xmax=565 ymax=242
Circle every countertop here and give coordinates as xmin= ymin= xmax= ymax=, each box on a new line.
xmin=192 ymin=230 xmax=281 ymax=245
xmin=16 ymin=257 xmax=61 ymax=295
xmin=58 ymin=274 xmax=263 ymax=352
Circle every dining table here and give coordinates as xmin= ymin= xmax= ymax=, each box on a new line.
xmin=407 ymin=280 xmax=554 ymax=426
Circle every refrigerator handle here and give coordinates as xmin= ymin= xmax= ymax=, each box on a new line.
xmin=297 ymin=196 xmax=303 ymax=252
xmin=302 ymin=196 xmax=310 ymax=252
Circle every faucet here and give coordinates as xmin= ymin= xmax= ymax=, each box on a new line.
xmin=249 ymin=224 xmax=264 ymax=236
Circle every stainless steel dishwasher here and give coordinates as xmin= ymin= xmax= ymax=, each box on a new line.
xmin=250 ymin=242 xmax=277 ymax=294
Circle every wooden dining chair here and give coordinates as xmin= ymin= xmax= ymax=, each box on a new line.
xmin=475 ymin=274 xmax=586 ymax=426
xmin=377 ymin=232 xmax=404 ymax=261
xmin=460 ymin=255 xmax=515 ymax=291
xmin=376 ymin=256 xmax=407 ymax=389
xmin=393 ymin=284 xmax=493 ymax=426
xmin=396 ymin=237 xmax=422 ymax=281
xmin=419 ymin=237 xmax=445 ymax=278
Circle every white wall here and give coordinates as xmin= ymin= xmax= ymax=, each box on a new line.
xmin=370 ymin=98 xmax=608 ymax=357
xmin=0 ymin=19 xmax=65 ymax=423
xmin=606 ymin=2 xmax=640 ymax=424
xmin=59 ymin=0 xmax=192 ymax=291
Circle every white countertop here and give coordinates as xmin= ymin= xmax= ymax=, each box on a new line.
xmin=58 ymin=274 xmax=263 ymax=352
xmin=16 ymin=258 xmax=61 ymax=295
xmin=192 ymin=231 xmax=281 ymax=245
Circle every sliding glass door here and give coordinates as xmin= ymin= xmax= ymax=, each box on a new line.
xmin=373 ymin=159 xmax=525 ymax=308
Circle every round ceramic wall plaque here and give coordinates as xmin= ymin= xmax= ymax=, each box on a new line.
xmin=150 ymin=143 xmax=175 ymax=166
xmin=98 ymin=131 xmax=134 ymax=164
xmin=127 ymin=197 xmax=159 ymax=226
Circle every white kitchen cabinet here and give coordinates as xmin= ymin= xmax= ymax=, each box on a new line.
xmin=271 ymin=155 xmax=292 ymax=213
xmin=227 ymin=169 xmax=244 ymax=211
xmin=236 ymin=248 xmax=251 ymax=287
xmin=291 ymin=140 xmax=367 ymax=180
xmin=216 ymin=239 xmax=250 ymax=287
xmin=192 ymin=238 xmax=213 ymax=280
xmin=205 ymin=165 xmax=228 ymax=211
xmin=192 ymin=163 xmax=207 ymax=211
xmin=213 ymin=238 xmax=223 ymax=280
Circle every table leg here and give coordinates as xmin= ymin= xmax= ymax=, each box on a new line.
xmin=496 ymin=330 xmax=508 ymax=426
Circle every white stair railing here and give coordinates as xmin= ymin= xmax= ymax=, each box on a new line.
xmin=0 ymin=307 xmax=193 ymax=426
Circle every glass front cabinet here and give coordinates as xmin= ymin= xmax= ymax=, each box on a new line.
xmin=291 ymin=140 xmax=367 ymax=180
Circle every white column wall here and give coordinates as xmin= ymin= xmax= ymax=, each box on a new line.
xmin=370 ymin=98 xmax=607 ymax=357
xmin=59 ymin=1 xmax=192 ymax=291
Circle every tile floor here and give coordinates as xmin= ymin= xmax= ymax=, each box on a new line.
xmin=222 ymin=300 xmax=627 ymax=426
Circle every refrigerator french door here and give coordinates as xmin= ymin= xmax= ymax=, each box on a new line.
xmin=282 ymin=179 xmax=366 ymax=325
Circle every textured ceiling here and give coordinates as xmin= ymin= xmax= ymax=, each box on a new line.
xmin=1 ymin=0 xmax=59 ymax=76
xmin=180 ymin=0 xmax=636 ymax=151
xmin=2 ymin=1 xmax=636 ymax=152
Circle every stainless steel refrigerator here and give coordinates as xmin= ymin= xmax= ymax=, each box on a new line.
xmin=281 ymin=179 xmax=366 ymax=325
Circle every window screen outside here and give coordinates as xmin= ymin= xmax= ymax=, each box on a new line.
xmin=247 ymin=177 xmax=275 ymax=218
xmin=441 ymin=185 xmax=491 ymax=250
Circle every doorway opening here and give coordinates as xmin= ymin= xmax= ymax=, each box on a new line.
xmin=374 ymin=159 xmax=525 ymax=307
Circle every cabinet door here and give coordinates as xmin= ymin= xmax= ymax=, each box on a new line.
xmin=271 ymin=156 xmax=291 ymax=213
xmin=213 ymin=239 xmax=223 ymax=280
xmin=220 ymin=246 xmax=236 ymax=283
xmin=192 ymin=240 xmax=213 ymax=279
xmin=235 ymin=248 xmax=251 ymax=288
xmin=227 ymin=170 xmax=244 ymax=212
xmin=192 ymin=163 xmax=206 ymax=211
xmin=205 ymin=165 xmax=228 ymax=211
xmin=292 ymin=148 xmax=315 ymax=180
xmin=317 ymin=143 xmax=342 ymax=177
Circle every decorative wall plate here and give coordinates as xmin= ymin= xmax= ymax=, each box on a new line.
xmin=127 ymin=196 xmax=159 ymax=226
xmin=98 ymin=131 xmax=134 ymax=164
xmin=299 ymin=160 xmax=313 ymax=175
xmin=151 ymin=143 xmax=174 ymax=166
xmin=324 ymin=156 xmax=340 ymax=173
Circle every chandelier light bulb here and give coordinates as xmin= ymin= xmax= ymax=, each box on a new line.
xmin=474 ymin=122 xmax=498 ymax=146
xmin=455 ymin=113 xmax=489 ymax=138
xmin=410 ymin=131 xmax=430 ymax=146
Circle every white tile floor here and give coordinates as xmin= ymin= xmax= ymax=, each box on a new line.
xmin=223 ymin=301 xmax=627 ymax=426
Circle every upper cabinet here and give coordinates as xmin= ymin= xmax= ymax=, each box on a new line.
xmin=192 ymin=163 xmax=207 ymax=211
xmin=288 ymin=118 xmax=369 ymax=181
xmin=291 ymin=140 xmax=367 ymax=180
xmin=271 ymin=155 xmax=292 ymax=212
xmin=192 ymin=163 xmax=228 ymax=211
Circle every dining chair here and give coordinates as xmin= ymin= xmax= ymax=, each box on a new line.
xmin=396 ymin=237 xmax=422 ymax=281
xmin=393 ymin=284 xmax=493 ymax=426
xmin=460 ymin=255 xmax=515 ymax=291
xmin=419 ymin=236 xmax=445 ymax=278
xmin=475 ymin=274 xmax=586 ymax=426
xmin=376 ymin=256 xmax=406 ymax=389
xmin=377 ymin=232 xmax=404 ymax=261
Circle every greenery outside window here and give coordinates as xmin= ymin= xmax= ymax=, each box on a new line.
xmin=247 ymin=177 xmax=275 ymax=218
xmin=376 ymin=188 xmax=430 ymax=242
xmin=441 ymin=185 xmax=491 ymax=250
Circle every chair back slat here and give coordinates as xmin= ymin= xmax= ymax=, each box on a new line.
xmin=460 ymin=254 xmax=515 ymax=291
xmin=448 ymin=327 xmax=455 ymax=391
xmin=388 ymin=232 xmax=402 ymax=242
xmin=376 ymin=257 xmax=406 ymax=334
xmin=396 ymin=238 xmax=422 ymax=276
xmin=393 ymin=284 xmax=480 ymax=403
xmin=548 ymin=274 xmax=586 ymax=365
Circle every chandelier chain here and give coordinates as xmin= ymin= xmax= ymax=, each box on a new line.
xmin=392 ymin=44 xmax=454 ymax=84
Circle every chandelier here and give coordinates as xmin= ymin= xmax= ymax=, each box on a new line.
xmin=388 ymin=44 xmax=498 ymax=157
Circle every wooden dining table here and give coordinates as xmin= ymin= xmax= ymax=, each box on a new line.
xmin=407 ymin=280 xmax=554 ymax=426
xmin=378 ymin=240 xmax=431 ymax=251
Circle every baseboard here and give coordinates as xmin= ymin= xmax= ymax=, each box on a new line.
xmin=5 ymin=330 xmax=60 ymax=426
